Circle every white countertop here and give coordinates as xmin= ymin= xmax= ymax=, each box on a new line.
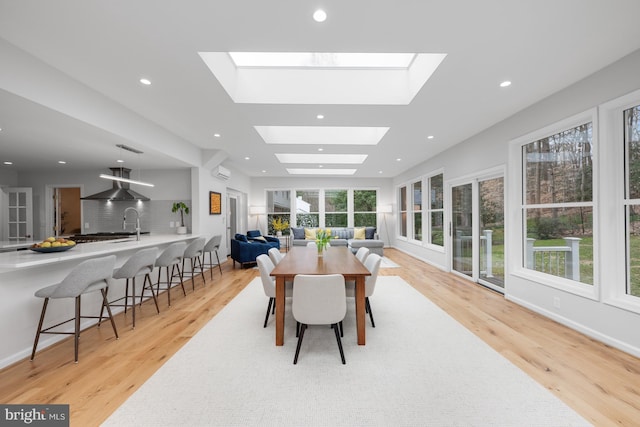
xmin=0 ymin=234 xmax=199 ymax=270
xmin=0 ymin=240 xmax=37 ymax=250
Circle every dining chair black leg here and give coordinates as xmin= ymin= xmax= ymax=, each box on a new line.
xmin=293 ymin=324 xmax=307 ymax=364
xmin=264 ymin=297 xmax=274 ymax=328
xmin=339 ymin=321 xmax=343 ymax=337
xmin=333 ymin=323 xmax=346 ymax=364
xmin=296 ymin=321 xmax=300 ymax=337
xmin=366 ymin=297 xmax=375 ymax=328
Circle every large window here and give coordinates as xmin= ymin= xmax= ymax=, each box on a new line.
xmin=625 ymin=104 xmax=640 ymax=297
xmin=522 ymin=122 xmax=594 ymax=285
xmin=412 ymin=180 xmax=422 ymax=241
xmin=266 ymin=190 xmax=291 ymax=235
xmin=428 ymin=173 xmax=444 ymax=246
xmin=399 ymin=186 xmax=407 ymax=237
xmin=295 ymin=190 xmax=319 ymax=227
xmin=354 ymin=190 xmax=377 ymax=227
xmin=325 ymin=189 xmax=348 ymax=227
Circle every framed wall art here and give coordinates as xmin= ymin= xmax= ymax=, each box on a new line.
xmin=209 ymin=191 xmax=222 ymax=215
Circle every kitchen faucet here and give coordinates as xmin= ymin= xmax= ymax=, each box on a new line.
xmin=123 ymin=207 xmax=141 ymax=241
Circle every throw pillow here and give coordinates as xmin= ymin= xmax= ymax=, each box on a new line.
xmin=247 ymin=230 xmax=262 ymax=238
xmin=354 ymin=227 xmax=366 ymax=240
xmin=365 ymin=227 xmax=376 ymax=240
xmin=304 ymin=228 xmax=317 ymax=240
xmin=292 ymin=227 xmax=305 ymax=240
xmin=253 ymin=236 xmax=267 ymax=242
xmin=235 ymin=234 xmax=248 ymax=243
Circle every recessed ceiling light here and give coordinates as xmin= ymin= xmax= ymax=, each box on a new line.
xmin=313 ymin=9 xmax=327 ymax=22
xmin=214 ymin=133 xmax=221 ymax=138
xmin=318 ymin=165 xmax=323 ymax=168
xmin=317 ymin=114 xmax=324 ymax=119
xmin=262 ymin=170 xmax=267 ymax=173
xmin=58 ymin=160 xmax=66 ymax=164
xmin=116 ymin=159 xmax=124 ymax=163
xmin=244 ymin=156 xmax=250 ymax=160
xmin=378 ymin=170 xmax=383 ymax=174
xmin=396 ymin=158 xmax=402 ymax=161
xmin=427 ymin=135 xmax=434 ymax=139
xmin=3 ymin=161 xmax=12 ymax=165
xmin=140 ymin=78 xmax=151 ymax=85
xmin=318 ymin=148 xmax=324 ymax=152
xmin=500 ymin=80 xmax=512 ymax=88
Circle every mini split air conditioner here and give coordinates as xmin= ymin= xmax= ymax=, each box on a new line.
xmin=213 ymin=165 xmax=231 ymax=181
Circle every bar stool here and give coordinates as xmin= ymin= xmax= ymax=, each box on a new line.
xmin=182 ymin=237 xmax=206 ymax=290
xmin=31 ymin=255 xmax=118 ymax=363
xmin=108 ymin=247 xmax=159 ymax=329
xmin=202 ymin=235 xmax=223 ymax=280
xmin=155 ymin=241 xmax=187 ymax=306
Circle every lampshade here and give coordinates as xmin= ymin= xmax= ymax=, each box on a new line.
xmin=378 ymin=205 xmax=392 ymax=213
xmin=249 ymin=206 xmax=266 ymax=215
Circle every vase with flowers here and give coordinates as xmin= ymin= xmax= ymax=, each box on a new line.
xmin=315 ymin=228 xmax=334 ymax=257
xmin=270 ymin=217 xmax=289 ymax=237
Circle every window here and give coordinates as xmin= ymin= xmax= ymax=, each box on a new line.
xmin=522 ymin=122 xmax=594 ymax=285
xmin=624 ymin=104 xmax=640 ymax=297
xmin=266 ymin=190 xmax=291 ymax=235
xmin=325 ymin=189 xmax=348 ymax=227
xmin=354 ymin=190 xmax=377 ymax=227
xmin=412 ymin=180 xmax=422 ymax=240
xmin=428 ymin=174 xmax=444 ymax=246
xmin=295 ymin=190 xmax=319 ymax=227
xmin=399 ymin=186 xmax=407 ymax=237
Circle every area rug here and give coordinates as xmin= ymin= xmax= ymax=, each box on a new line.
xmin=102 ymin=277 xmax=588 ymax=427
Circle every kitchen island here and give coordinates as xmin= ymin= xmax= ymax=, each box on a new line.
xmin=0 ymin=234 xmax=199 ymax=369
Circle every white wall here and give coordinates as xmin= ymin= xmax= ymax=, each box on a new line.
xmin=393 ymin=48 xmax=640 ymax=357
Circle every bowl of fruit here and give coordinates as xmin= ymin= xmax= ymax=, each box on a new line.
xmin=30 ymin=237 xmax=77 ymax=253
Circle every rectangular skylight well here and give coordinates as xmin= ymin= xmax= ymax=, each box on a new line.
xmin=255 ymin=126 xmax=389 ymax=145
xmin=228 ymin=52 xmax=416 ymax=69
xmin=287 ymin=168 xmax=357 ymax=175
xmin=275 ymin=153 xmax=368 ymax=164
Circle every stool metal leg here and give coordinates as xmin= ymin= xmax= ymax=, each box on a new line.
xmin=100 ymin=288 xmax=119 ymax=339
xmin=74 ymin=296 xmax=81 ymax=363
xmin=30 ymin=298 xmax=49 ymax=361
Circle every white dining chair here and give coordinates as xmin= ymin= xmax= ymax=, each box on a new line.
xmin=355 ymin=247 xmax=370 ymax=263
xmin=292 ymin=274 xmax=347 ymax=364
xmin=268 ymin=247 xmax=284 ymax=265
xmin=256 ymin=254 xmax=293 ymax=328
xmin=346 ymin=253 xmax=382 ymax=327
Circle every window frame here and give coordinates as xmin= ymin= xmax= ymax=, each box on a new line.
xmin=600 ymin=89 xmax=640 ymax=313
xmin=426 ymin=171 xmax=445 ymax=249
xmin=508 ymin=108 xmax=599 ymax=300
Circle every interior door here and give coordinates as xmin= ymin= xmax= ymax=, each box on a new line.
xmin=4 ymin=187 xmax=33 ymax=241
xmin=226 ymin=193 xmax=238 ymax=256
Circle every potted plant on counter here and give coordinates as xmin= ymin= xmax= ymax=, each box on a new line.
xmin=172 ymin=202 xmax=189 ymax=234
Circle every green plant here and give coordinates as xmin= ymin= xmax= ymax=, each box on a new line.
xmin=315 ymin=228 xmax=334 ymax=252
xmin=172 ymin=202 xmax=190 ymax=227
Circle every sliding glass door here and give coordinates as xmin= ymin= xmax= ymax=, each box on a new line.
xmin=449 ymin=171 xmax=505 ymax=292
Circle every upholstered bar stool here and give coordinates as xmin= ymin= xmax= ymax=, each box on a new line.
xmin=182 ymin=237 xmax=206 ymax=290
xmin=107 ymin=247 xmax=159 ymax=329
xmin=31 ymin=255 xmax=118 ymax=363
xmin=155 ymin=241 xmax=187 ymax=306
xmin=202 ymin=235 xmax=223 ymax=280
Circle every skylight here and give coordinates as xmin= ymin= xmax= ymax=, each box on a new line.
xmin=199 ymin=52 xmax=447 ymax=105
xmin=228 ymin=52 xmax=416 ymax=69
xmin=287 ymin=168 xmax=357 ymax=175
xmin=275 ymin=153 xmax=368 ymax=164
xmin=255 ymin=126 xmax=388 ymax=145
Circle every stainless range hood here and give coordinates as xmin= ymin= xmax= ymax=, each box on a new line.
xmin=82 ymin=168 xmax=151 ymax=201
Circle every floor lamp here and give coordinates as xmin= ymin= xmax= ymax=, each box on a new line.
xmin=249 ymin=206 xmax=266 ymax=232
xmin=379 ymin=205 xmax=393 ymax=247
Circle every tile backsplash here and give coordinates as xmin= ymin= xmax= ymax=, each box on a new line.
xmin=82 ymin=200 xmax=191 ymax=234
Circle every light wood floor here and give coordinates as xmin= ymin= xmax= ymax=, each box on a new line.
xmin=1 ymin=248 xmax=639 ymax=426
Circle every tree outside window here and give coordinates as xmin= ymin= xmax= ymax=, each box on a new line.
xmin=354 ymin=190 xmax=377 ymax=227
xmin=624 ymin=105 xmax=640 ymax=297
xmin=266 ymin=190 xmax=291 ymax=235
xmin=325 ymin=189 xmax=348 ymax=227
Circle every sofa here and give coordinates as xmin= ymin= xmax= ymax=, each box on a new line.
xmin=290 ymin=227 xmax=384 ymax=256
xmin=230 ymin=230 xmax=280 ymax=268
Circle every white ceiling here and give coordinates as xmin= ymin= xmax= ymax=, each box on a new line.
xmin=2 ymin=0 xmax=640 ymax=177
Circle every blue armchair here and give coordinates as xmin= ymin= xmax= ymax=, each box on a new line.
xmin=231 ymin=232 xmax=280 ymax=268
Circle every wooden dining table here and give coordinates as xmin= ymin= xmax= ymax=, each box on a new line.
xmin=270 ymin=246 xmax=371 ymax=346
